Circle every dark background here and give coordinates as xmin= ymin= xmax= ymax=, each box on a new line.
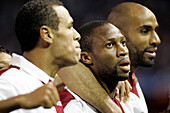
xmin=0 ymin=0 xmax=169 ymax=112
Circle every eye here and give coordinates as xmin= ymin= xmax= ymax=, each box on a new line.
xmin=121 ymin=40 xmax=126 ymax=46
xmin=0 ymin=66 xmax=5 ymax=70
xmin=155 ymin=27 xmax=159 ymax=33
xmin=140 ymin=28 xmax=149 ymax=34
xmin=68 ymin=26 xmax=72 ymax=29
xmin=106 ymin=42 xmax=114 ymax=48
xmin=0 ymin=67 xmax=3 ymax=69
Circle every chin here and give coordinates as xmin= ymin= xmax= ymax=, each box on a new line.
xmin=140 ymin=59 xmax=154 ymax=67
xmin=61 ymin=57 xmax=79 ymax=68
xmin=117 ymin=73 xmax=129 ymax=81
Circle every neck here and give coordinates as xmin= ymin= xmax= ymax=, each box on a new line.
xmin=98 ymin=78 xmax=118 ymax=99
xmin=23 ymin=48 xmax=59 ymax=78
xmin=130 ymin=64 xmax=137 ymax=77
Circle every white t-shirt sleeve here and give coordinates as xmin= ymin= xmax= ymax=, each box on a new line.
xmin=0 ymin=78 xmax=18 ymax=101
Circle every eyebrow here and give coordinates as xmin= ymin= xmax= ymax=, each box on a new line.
xmin=137 ymin=25 xmax=159 ymax=30
xmin=104 ymin=36 xmax=125 ymax=42
xmin=138 ymin=25 xmax=152 ymax=30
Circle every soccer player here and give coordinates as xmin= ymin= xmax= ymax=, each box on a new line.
xmin=0 ymin=0 xmax=81 ymax=113
xmin=60 ymin=20 xmax=130 ymax=113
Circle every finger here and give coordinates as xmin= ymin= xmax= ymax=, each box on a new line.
xmin=48 ymin=82 xmax=60 ymax=104
xmin=51 ymin=87 xmax=60 ymax=106
xmin=117 ymin=81 xmax=121 ymax=100
xmin=44 ymin=82 xmax=57 ymax=106
xmin=120 ymin=82 xmax=125 ymax=102
xmin=125 ymin=80 xmax=131 ymax=99
xmin=115 ymin=87 xmax=119 ymax=100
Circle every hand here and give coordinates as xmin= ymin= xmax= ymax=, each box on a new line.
xmin=18 ymin=82 xmax=60 ymax=109
xmin=115 ymin=80 xmax=132 ymax=103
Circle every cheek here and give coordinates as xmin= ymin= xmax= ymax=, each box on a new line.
xmin=99 ymin=54 xmax=117 ymax=67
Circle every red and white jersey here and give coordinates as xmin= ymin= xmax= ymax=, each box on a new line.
xmin=60 ymin=87 xmax=125 ymax=113
xmin=0 ymin=53 xmax=63 ymax=113
xmin=120 ymin=73 xmax=148 ymax=113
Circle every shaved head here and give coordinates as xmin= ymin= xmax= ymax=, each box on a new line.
xmin=107 ymin=2 xmax=161 ymax=68
xmin=107 ymin=2 xmax=156 ymax=35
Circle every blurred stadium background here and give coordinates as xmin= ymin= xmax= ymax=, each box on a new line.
xmin=0 ymin=0 xmax=169 ymax=112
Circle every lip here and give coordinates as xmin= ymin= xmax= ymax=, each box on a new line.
xmin=145 ymin=47 xmax=157 ymax=53
xmin=75 ymin=46 xmax=81 ymax=53
xmin=144 ymin=47 xmax=157 ymax=58
xmin=76 ymin=45 xmax=80 ymax=48
xmin=119 ymin=60 xmax=130 ymax=72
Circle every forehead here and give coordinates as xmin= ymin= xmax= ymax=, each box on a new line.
xmin=52 ymin=5 xmax=73 ymax=26
xmin=132 ymin=9 xmax=158 ymax=28
xmin=93 ymin=23 xmax=124 ymax=41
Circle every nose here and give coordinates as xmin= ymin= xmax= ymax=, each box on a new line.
xmin=150 ymin=31 xmax=161 ymax=46
xmin=117 ymin=44 xmax=129 ymax=57
xmin=73 ymin=28 xmax=81 ymax=41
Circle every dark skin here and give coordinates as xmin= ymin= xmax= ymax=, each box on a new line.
xmin=84 ymin=23 xmax=130 ymax=99
xmin=107 ymin=2 xmax=161 ymax=112
xmin=59 ymin=23 xmax=130 ymax=113
xmin=107 ymin=2 xmax=161 ymax=75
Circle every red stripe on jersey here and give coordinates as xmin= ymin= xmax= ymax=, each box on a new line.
xmin=55 ymin=106 xmax=64 ymax=113
xmin=0 ymin=65 xmax=20 ymax=76
xmin=60 ymin=89 xmax=125 ymax=113
xmin=128 ymin=73 xmax=139 ymax=97
xmin=113 ymin=98 xmax=125 ymax=113
xmin=59 ymin=89 xmax=75 ymax=108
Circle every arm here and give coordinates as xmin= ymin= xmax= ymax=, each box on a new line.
xmin=0 ymin=82 xmax=59 ymax=113
xmin=58 ymin=62 xmax=122 ymax=113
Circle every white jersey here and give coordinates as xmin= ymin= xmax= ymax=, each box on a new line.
xmin=120 ymin=73 xmax=148 ymax=113
xmin=0 ymin=53 xmax=63 ymax=113
xmin=60 ymin=87 xmax=125 ymax=113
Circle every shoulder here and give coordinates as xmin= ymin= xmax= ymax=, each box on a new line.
xmin=60 ymin=87 xmax=97 ymax=113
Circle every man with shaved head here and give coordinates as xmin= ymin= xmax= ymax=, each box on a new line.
xmin=107 ymin=2 xmax=161 ymax=113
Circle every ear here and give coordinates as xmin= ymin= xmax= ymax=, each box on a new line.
xmin=81 ymin=52 xmax=93 ymax=65
xmin=40 ymin=26 xmax=53 ymax=44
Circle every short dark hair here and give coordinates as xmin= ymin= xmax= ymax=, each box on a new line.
xmin=15 ymin=0 xmax=63 ymax=52
xmin=78 ymin=20 xmax=109 ymax=52
xmin=0 ymin=45 xmax=11 ymax=55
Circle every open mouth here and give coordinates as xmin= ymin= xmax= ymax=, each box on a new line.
xmin=119 ymin=61 xmax=130 ymax=72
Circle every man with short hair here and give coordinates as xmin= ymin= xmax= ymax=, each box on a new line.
xmin=60 ymin=20 xmax=130 ymax=113
xmin=0 ymin=0 xmax=81 ymax=113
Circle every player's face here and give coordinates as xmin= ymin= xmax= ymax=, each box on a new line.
xmin=90 ymin=24 xmax=130 ymax=81
xmin=126 ymin=11 xmax=161 ymax=67
xmin=0 ymin=52 xmax=11 ymax=71
xmin=51 ymin=6 xmax=81 ymax=67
